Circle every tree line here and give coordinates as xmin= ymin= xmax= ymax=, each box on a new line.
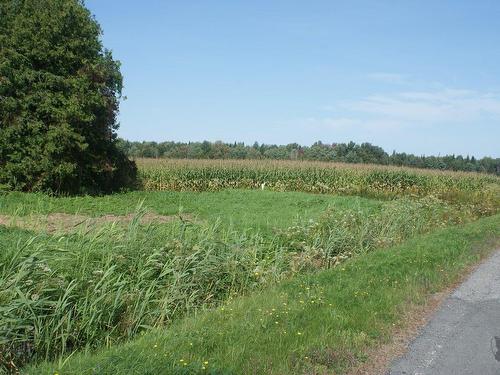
xmin=117 ymin=139 xmax=500 ymax=175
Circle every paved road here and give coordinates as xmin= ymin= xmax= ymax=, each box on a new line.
xmin=388 ymin=250 xmax=500 ymax=375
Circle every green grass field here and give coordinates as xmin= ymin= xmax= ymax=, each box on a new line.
xmin=0 ymin=190 xmax=381 ymax=235
xmin=1 ymin=161 xmax=500 ymax=374
xmin=27 ymin=214 xmax=500 ymax=375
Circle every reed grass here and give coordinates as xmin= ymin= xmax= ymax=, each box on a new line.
xmin=0 ymin=196 xmax=485 ymax=372
xmin=29 ymin=214 xmax=500 ymax=375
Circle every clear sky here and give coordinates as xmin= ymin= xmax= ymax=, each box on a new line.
xmin=85 ymin=0 xmax=500 ymax=157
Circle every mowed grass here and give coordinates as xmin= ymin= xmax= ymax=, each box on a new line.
xmin=29 ymin=214 xmax=500 ymax=375
xmin=0 ymin=190 xmax=381 ymax=234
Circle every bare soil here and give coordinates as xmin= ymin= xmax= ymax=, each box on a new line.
xmin=0 ymin=212 xmax=191 ymax=234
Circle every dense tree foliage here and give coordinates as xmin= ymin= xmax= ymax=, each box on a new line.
xmin=0 ymin=0 xmax=136 ymax=194
xmin=118 ymin=139 xmax=500 ymax=175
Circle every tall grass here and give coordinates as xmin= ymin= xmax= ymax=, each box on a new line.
xmin=29 ymin=214 xmax=500 ymax=375
xmin=0 ymin=197 xmax=483 ymax=372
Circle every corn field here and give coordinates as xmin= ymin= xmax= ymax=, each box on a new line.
xmin=137 ymin=158 xmax=500 ymax=205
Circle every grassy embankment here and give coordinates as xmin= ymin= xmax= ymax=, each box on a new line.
xmin=1 ymin=190 xmax=380 ymax=372
xmin=29 ymin=214 xmax=500 ymax=374
xmin=1 ymin=190 xmax=482 ymax=372
xmin=1 ymin=159 xmax=499 ymax=373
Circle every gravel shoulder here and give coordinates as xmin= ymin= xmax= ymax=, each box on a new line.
xmin=387 ymin=249 xmax=500 ymax=375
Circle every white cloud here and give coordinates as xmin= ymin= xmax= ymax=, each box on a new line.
xmin=304 ymin=86 xmax=500 ymax=157
xmin=338 ymin=88 xmax=500 ymax=124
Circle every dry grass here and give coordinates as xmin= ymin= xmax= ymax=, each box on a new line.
xmin=0 ymin=212 xmax=190 ymax=234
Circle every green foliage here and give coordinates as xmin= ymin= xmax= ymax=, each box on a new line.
xmin=28 ymin=214 xmax=500 ymax=375
xmin=0 ymin=190 xmax=379 ymax=235
xmin=0 ymin=0 xmax=136 ymax=194
xmin=0 ymin=194 xmax=486 ymax=371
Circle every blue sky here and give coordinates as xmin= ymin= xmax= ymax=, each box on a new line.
xmin=85 ymin=0 xmax=500 ymax=157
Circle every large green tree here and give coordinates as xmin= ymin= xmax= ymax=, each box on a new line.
xmin=0 ymin=0 xmax=136 ymax=194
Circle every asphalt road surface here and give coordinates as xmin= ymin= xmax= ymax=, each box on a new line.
xmin=388 ymin=250 xmax=500 ymax=375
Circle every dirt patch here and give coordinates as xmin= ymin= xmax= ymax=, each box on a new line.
xmin=92 ymin=212 xmax=186 ymax=225
xmin=0 ymin=212 xmax=192 ymax=234
xmin=0 ymin=215 xmax=11 ymax=227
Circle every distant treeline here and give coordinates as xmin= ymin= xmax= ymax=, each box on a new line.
xmin=117 ymin=139 xmax=500 ymax=175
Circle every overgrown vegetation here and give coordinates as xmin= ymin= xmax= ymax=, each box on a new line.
xmin=0 ymin=191 xmax=491 ymax=372
xmin=28 ymin=214 xmax=500 ymax=375
xmin=0 ymin=0 xmax=136 ymax=194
